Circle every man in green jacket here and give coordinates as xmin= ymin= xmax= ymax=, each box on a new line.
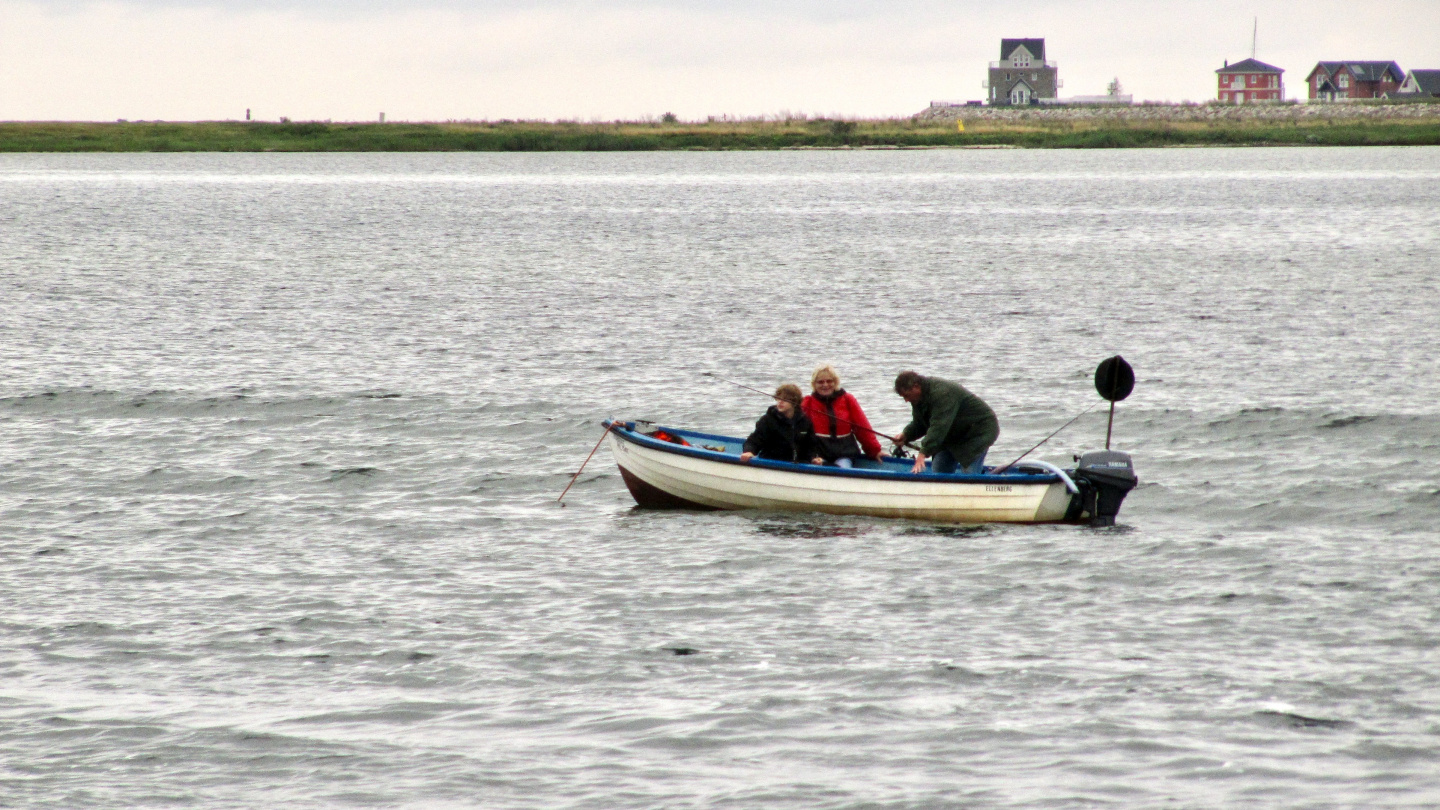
xmin=893 ymin=370 xmax=1000 ymax=475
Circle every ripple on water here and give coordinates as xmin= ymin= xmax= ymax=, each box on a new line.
xmin=2 ymin=149 xmax=1439 ymax=807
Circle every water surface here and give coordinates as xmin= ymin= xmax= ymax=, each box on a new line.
xmin=2 ymin=148 xmax=1439 ymax=807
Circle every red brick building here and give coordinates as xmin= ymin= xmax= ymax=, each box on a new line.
xmin=1306 ymin=62 xmax=1404 ymax=101
xmin=1216 ymin=58 xmax=1284 ymax=103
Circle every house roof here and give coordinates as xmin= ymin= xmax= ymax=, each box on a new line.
xmin=1402 ymin=69 xmax=1440 ymax=96
xmin=1306 ymin=61 xmax=1404 ymax=82
xmin=1001 ymin=39 xmax=1045 ymax=61
xmin=1216 ymin=58 xmax=1283 ymax=74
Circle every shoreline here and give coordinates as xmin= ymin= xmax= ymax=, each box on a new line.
xmin=2 ymin=114 xmax=1439 ymax=152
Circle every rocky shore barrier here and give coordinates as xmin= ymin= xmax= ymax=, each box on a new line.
xmin=917 ymin=101 xmax=1440 ymax=125
xmin=4 ymin=112 xmax=1439 ymax=151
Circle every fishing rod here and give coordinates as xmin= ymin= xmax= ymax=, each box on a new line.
xmin=990 ymin=400 xmax=1104 ymax=473
xmin=992 ymin=355 xmax=1135 ymax=473
xmin=701 ymin=372 xmax=922 ymax=453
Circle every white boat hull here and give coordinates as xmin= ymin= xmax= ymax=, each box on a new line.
xmin=607 ymin=430 xmax=1076 ymax=524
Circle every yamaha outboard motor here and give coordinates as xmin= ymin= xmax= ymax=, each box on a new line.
xmin=1074 ymin=450 xmax=1137 ymax=527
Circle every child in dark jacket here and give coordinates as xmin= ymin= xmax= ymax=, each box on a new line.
xmin=740 ymin=384 xmax=824 ymax=464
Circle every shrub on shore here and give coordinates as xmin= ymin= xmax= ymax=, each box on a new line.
xmin=1 ymin=117 xmax=1437 ymax=152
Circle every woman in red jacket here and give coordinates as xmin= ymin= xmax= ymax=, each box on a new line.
xmin=801 ymin=365 xmax=882 ymax=468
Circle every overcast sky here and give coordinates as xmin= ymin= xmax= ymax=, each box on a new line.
xmin=2 ymin=0 xmax=1436 ymax=122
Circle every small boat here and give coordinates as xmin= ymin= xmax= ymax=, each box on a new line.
xmin=603 ymin=420 xmax=1138 ymax=526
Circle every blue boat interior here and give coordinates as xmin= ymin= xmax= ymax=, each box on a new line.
xmin=605 ymin=420 xmax=1062 ymax=483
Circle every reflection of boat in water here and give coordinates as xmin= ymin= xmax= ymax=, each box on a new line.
xmin=603 ymin=421 xmax=1137 ymax=526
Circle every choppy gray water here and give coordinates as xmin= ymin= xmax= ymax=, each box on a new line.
xmin=2 ymin=148 xmax=1439 ymax=808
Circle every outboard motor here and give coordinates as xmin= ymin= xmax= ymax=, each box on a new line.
xmin=1074 ymin=450 xmax=1137 ymax=527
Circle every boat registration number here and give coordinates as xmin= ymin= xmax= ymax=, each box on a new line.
xmin=985 ymin=485 xmax=1014 ymax=492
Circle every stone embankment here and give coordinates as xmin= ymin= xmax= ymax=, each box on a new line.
xmin=916 ymin=101 xmax=1440 ymax=125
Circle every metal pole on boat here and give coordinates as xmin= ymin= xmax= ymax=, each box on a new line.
xmin=557 ymin=422 xmax=615 ymax=504
xmin=1095 ymin=356 xmax=1133 ymax=451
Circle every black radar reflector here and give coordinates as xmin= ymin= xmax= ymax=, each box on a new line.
xmin=1095 ymin=355 xmax=1135 ymax=402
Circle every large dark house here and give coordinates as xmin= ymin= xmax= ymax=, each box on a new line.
xmin=1307 ymin=61 xmax=1404 ymax=100
xmin=985 ymin=39 xmax=1059 ymax=105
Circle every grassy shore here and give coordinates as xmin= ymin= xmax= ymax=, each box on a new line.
xmin=2 ymin=118 xmax=1439 ymax=151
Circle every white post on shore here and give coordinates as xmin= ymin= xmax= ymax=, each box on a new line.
xmin=379 ymin=112 xmax=386 ymax=123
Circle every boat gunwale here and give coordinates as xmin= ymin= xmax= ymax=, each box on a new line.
xmin=604 ymin=420 xmax=1062 ymax=486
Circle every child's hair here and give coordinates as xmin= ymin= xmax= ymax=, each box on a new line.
xmin=774 ymin=384 xmax=803 ymax=407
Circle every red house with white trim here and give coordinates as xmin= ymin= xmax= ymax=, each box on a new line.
xmin=1306 ymin=62 xmax=1404 ymax=101
xmin=1216 ymin=58 xmax=1284 ymax=103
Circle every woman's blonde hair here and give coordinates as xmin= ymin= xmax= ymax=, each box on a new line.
xmin=774 ymin=384 xmax=803 ymax=407
xmin=810 ymin=365 xmax=840 ymax=389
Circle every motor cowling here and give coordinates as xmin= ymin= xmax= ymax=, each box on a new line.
xmin=1074 ymin=450 xmax=1137 ymax=527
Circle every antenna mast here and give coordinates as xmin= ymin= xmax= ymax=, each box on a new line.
xmin=1252 ymin=17 xmax=1257 ymax=59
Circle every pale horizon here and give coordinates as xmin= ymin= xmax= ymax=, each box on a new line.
xmin=2 ymin=0 xmax=1437 ymax=123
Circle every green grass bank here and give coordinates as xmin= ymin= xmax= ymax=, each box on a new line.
xmin=3 ymin=118 xmax=1440 ymax=152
